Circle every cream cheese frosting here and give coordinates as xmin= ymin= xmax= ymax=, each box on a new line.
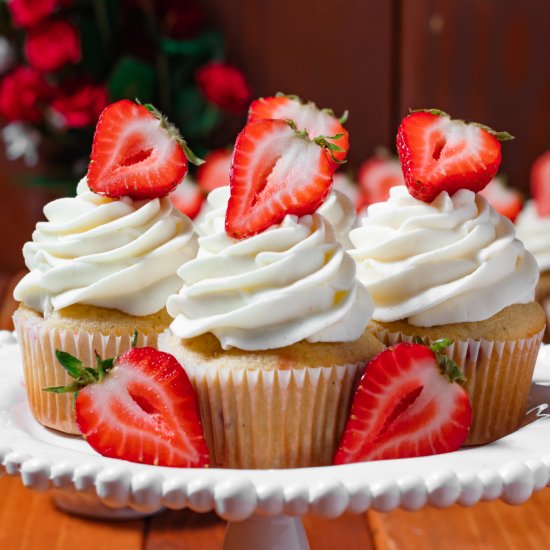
xmin=349 ymin=186 xmax=538 ymax=326
xmin=167 ymin=186 xmax=373 ymax=350
xmin=515 ymin=200 xmax=550 ymax=272
xmin=195 ymin=185 xmax=356 ymax=247
xmin=14 ymin=178 xmax=198 ymax=316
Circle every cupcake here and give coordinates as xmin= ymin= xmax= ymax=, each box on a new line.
xmin=159 ymin=118 xmax=384 ymax=469
xmin=349 ymin=110 xmax=544 ymax=446
xmin=13 ymin=100 xmax=201 ymax=434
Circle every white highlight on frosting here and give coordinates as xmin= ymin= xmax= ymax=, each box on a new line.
xmin=349 ymin=186 xmax=538 ymax=326
xmin=14 ymin=178 xmax=198 ymax=316
xmin=317 ymin=190 xmax=356 ymax=249
xmin=516 ymin=200 xmax=550 ymax=272
xmin=167 ymin=186 xmax=373 ymax=350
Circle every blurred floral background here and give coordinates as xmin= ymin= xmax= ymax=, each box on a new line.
xmin=0 ymin=0 xmax=251 ymax=191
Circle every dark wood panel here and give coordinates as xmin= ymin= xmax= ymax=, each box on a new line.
xmin=200 ymin=0 xmax=395 ymax=168
xmin=399 ymin=0 xmax=550 ymax=193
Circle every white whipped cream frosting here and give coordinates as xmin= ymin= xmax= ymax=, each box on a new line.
xmin=516 ymin=200 xmax=550 ymax=272
xmin=167 ymin=186 xmax=373 ymax=350
xmin=14 ymin=178 xmax=198 ymax=316
xmin=317 ymin=189 xmax=356 ymax=248
xmin=349 ymin=186 xmax=538 ymax=326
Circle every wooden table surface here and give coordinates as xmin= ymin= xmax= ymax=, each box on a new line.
xmin=1 ymin=271 xmax=550 ymax=550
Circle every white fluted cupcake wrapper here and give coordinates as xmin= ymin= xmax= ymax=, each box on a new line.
xmin=371 ymin=327 xmax=545 ymax=446
xmin=13 ymin=310 xmax=154 ymax=435
xmin=166 ymin=351 xmax=364 ymax=469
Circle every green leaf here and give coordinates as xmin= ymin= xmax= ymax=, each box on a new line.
xmin=108 ymin=57 xmax=155 ymax=103
xmin=161 ymin=30 xmax=224 ymax=58
xmin=55 ymin=350 xmax=85 ymax=379
xmin=430 ymin=338 xmax=453 ymax=352
xmin=43 ymin=382 xmax=84 ymax=394
xmin=175 ymin=88 xmax=221 ymax=139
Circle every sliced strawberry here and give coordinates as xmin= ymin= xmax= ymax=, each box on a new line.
xmin=397 ymin=109 xmax=513 ymax=203
xmin=87 ymin=100 xmax=202 ymax=199
xmin=479 ymin=176 xmax=523 ymax=222
xmin=530 ymin=150 xmax=550 ymax=217
xmin=248 ymin=94 xmax=349 ymax=164
xmin=358 ymin=155 xmax=404 ymax=206
xmin=196 ymin=148 xmax=232 ymax=192
xmin=333 ymin=340 xmax=471 ymax=464
xmin=170 ymin=177 xmax=204 ymax=219
xmin=226 ymin=119 xmax=335 ymax=239
xmin=45 ymin=347 xmax=210 ymax=468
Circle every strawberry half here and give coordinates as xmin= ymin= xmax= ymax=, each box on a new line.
xmin=358 ymin=155 xmax=404 ymax=207
xmin=87 ymin=100 xmax=202 ymax=199
xmin=333 ymin=340 xmax=472 ymax=464
xmin=248 ymin=93 xmax=349 ymax=164
xmin=479 ymin=175 xmax=523 ymax=222
xmin=196 ymin=148 xmax=232 ymax=192
xmin=45 ymin=346 xmax=210 ymax=468
xmin=530 ymin=150 xmax=550 ymax=217
xmin=170 ymin=177 xmax=204 ymax=219
xmin=226 ymin=119 xmax=335 ymax=239
xmin=397 ymin=109 xmax=513 ymax=203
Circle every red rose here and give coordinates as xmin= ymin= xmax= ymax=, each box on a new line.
xmin=50 ymin=84 xmax=108 ymax=128
xmin=25 ymin=19 xmax=81 ymax=73
xmin=0 ymin=66 xmax=52 ymax=122
xmin=7 ymin=0 xmax=57 ymax=28
xmin=195 ymin=62 xmax=252 ymax=113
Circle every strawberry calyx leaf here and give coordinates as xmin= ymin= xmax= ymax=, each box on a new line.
xmin=43 ymin=349 xmax=116 ymax=394
xmin=273 ymin=92 xmax=349 ymax=127
xmin=142 ymin=102 xmax=205 ymax=166
xmin=411 ymin=337 xmax=467 ymax=385
xmin=409 ymin=108 xmax=514 ymax=142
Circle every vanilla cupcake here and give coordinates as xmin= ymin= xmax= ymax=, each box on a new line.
xmin=159 ymin=187 xmax=383 ymax=469
xmin=516 ymin=200 xmax=550 ymax=339
xmin=13 ymin=177 xmax=198 ymax=434
xmin=349 ymin=186 xmax=544 ymax=445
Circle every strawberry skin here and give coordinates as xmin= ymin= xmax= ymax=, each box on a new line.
xmin=358 ymin=156 xmax=404 ymax=206
xmin=197 ymin=148 xmax=232 ymax=192
xmin=397 ymin=110 xmax=511 ymax=203
xmin=333 ymin=342 xmax=471 ymax=464
xmin=530 ymin=150 xmax=550 ymax=217
xmin=248 ymin=94 xmax=349 ymax=164
xmin=87 ymin=100 xmax=190 ymax=200
xmin=479 ymin=176 xmax=523 ymax=222
xmin=170 ymin=177 xmax=204 ymax=219
xmin=75 ymin=347 xmax=210 ymax=468
xmin=226 ymin=119 xmax=334 ymax=239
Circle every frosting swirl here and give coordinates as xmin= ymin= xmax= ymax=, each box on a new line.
xmin=167 ymin=187 xmax=373 ymax=350
xmin=515 ymin=200 xmax=550 ymax=272
xmin=317 ymin=189 xmax=356 ymax=248
xmin=349 ymin=186 xmax=538 ymax=326
xmin=14 ymin=178 xmax=198 ymax=316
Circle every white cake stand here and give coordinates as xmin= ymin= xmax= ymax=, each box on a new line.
xmin=2 ymin=330 xmax=550 ymax=550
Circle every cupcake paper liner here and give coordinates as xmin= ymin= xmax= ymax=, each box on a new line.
xmin=159 ymin=330 xmax=365 ymax=469
xmin=371 ymin=327 xmax=544 ymax=446
xmin=13 ymin=310 xmax=154 ymax=435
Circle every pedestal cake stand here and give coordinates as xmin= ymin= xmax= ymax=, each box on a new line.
xmin=2 ymin=330 xmax=550 ymax=550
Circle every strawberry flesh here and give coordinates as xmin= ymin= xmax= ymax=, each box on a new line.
xmin=197 ymin=148 xmax=232 ymax=192
xmin=87 ymin=100 xmax=188 ymax=199
xmin=248 ymin=95 xmax=349 ymax=164
xmin=170 ymin=177 xmax=204 ymax=219
xmin=530 ymin=150 xmax=550 ymax=217
xmin=226 ymin=119 xmax=334 ymax=239
xmin=333 ymin=343 xmax=471 ymax=464
xmin=76 ymin=347 xmax=210 ymax=468
xmin=397 ymin=111 xmax=503 ymax=202
xmin=479 ymin=176 xmax=523 ymax=222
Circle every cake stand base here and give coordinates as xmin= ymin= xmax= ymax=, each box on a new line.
xmin=223 ymin=515 xmax=309 ymax=550
xmin=53 ymin=491 xmax=162 ymax=520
